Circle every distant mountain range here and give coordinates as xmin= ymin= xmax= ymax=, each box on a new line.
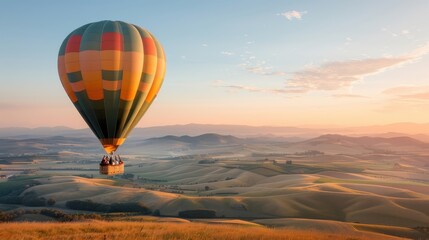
xmin=305 ymin=134 xmax=428 ymax=147
xmin=1 ymin=132 xmax=429 ymax=157
xmin=147 ymin=133 xmax=242 ymax=145
xmin=142 ymin=133 xmax=429 ymax=153
xmin=2 ymin=122 xmax=429 ymax=142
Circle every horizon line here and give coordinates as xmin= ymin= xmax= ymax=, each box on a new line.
xmin=1 ymin=121 xmax=429 ymax=130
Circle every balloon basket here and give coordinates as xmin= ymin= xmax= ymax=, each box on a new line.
xmin=99 ymin=162 xmax=124 ymax=175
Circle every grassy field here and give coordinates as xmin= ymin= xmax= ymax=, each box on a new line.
xmin=0 ymin=221 xmax=401 ymax=240
xmin=314 ymin=176 xmax=429 ymax=186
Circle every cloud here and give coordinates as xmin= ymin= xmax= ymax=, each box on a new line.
xmin=401 ymin=92 xmax=429 ymax=100
xmin=213 ymin=81 xmax=305 ymax=94
xmin=377 ymin=85 xmax=429 ymax=113
xmin=383 ymin=85 xmax=429 ymax=101
xmin=217 ymin=42 xmax=429 ymax=95
xmin=382 ymin=27 xmax=412 ymax=38
xmin=278 ymin=10 xmax=307 ymax=21
xmin=284 ymin=42 xmax=429 ymax=93
xmin=382 ymin=85 xmax=428 ymax=95
xmin=285 ymin=58 xmax=407 ymax=92
xmin=213 ymin=80 xmax=225 ymax=85
xmin=220 ymin=84 xmax=266 ymax=93
xmin=221 ymin=51 xmax=234 ymax=56
xmin=344 ymin=37 xmax=352 ymax=46
xmin=239 ymin=53 xmax=286 ymax=76
xmin=213 ymin=80 xmax=262 ymax=92
xmin=220 ymin=84 xmax=303 ymax=94
xmin=332 ymin=94 xmax=368 ymax=98
xmin=246 ymin=66 xmax=286 ymax=76
xmin=201 ymin=43 xmax=208 ymax=47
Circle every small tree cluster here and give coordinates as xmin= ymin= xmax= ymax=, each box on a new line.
xmin=0 ymin=209 xmax=103 ymax=222
xmin=178 ymin=209 xmax=216 ymax=218
xmin=66 ymin=200 xmax=110 ymax=212
xmin=65 ymin=200 xmax=151 ymax=214
xmin=0 ymin=196 xmax=23 ymax=204
xmin=22 ymin=192 xmax=46 ymax=207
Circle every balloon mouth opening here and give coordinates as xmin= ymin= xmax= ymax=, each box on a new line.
xmin=99 ymin=138 xmax=126 ymax=154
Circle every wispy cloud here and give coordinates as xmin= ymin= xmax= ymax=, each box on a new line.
xmin=245 ymin=66 xmax=286 ymax=76
xmin=219 ymin=84 xmax=305 ymax=94
xmin=213 ymin=81 xmax=305 ymax=94
xmin=218 ymin=42 xmax=429 ymax=95
xmin=377 ymin=85 xmax=429 ymax=113
xmin=278 ymin=10 xmax=307 ymax=21
xmin=383 ymin=85 xmax=427 ymax=95
xmin=401 ymin=92 xmax=429 ymax=100
xmin=332 ymin=93 xmax=368 ymax=98
xmin=285 ymin=58 xmax=407 ymax=92
xmin=382 ymin=27 xmax=412 ymax=38
xmin=219 ymin=84 xmax=267 ymax=93
xmin=383 ymin=85 xmax=429 ymax=101
xmin=283 ymin=42 xmax=429 ymax=93
xmin=344 ymin=37 xmax=352 ymax=46
xmin=201 ymin=43 xmax=208 ymax=47
xmin=221 ymin=51 xmax=234 ymax=56
xmin=239 ymin=53 xmax=286 ymax=76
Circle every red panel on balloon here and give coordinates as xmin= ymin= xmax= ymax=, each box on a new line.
xmin=142 ymin=37 xmax=157 ymax=55
xmin=65 ymin=35 xmax=82 ymax=53
xmin=102 ymin=32 xmax=124 ymax=51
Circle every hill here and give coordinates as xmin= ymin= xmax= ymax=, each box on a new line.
xmin=2 ymin=132 xmax=429 ymax=159
xmin=147 ymin=133 xmax=242 ymax=145
xmin=17 ymin=175 xmax=429 ymax=228
xmin=309 ymin=134 xmax=427 ymax=147
xmin=3 ymin=122 xmax=429 ymax=140
xmin=286 ymin=134 xmax=429 ymax=154
xmin=0 ymin=131 xmax=428 ymax=238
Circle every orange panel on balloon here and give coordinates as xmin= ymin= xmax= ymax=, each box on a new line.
xmin=146 ymin=59 xmax=165 ymax=102
xmin=58 ymin=56 xmax=78 ymax=102
xmin=122 ymin=52 xmax=144 ymax=71
xmin=64 ymin=52 xmax=80 ymax=73
xmin=80 ymin=51 xmax=101 ymax=71
xmin=81 ymin=71 xmax=103 ymax=100
xmin=101 ymin=50 xmax=122 ymax=70
xmin=121 ymin=52 xmax=143 ymax=101
xmin=142 ymin=55 xmax=157 ymax=75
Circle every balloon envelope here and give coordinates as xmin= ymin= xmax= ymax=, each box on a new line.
xmin=58 ymin=20 xmax=166 ymax=153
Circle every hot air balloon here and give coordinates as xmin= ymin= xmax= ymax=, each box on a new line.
xmin=57 ymin=20 xmax=166 ymax=175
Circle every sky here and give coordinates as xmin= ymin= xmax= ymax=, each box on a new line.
xmin=1 ymin=0 xmax=429 ymax=128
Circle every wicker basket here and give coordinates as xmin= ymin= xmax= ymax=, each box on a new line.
xmin=99 ymin=163 xmax=124 ymax=175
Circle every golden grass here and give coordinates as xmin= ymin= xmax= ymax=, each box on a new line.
xmin=0 ymin=221 xmax=397 ymax=240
